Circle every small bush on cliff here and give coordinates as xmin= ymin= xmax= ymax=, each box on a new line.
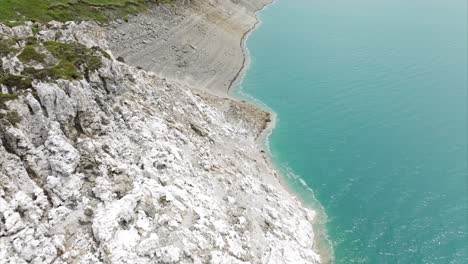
xmin=6 ymin=110 xmax=21 ymax=126
xmin=44 ymin=41 xmax=103 ymax=72
xmin=18 ymin=46 xmax=46 ymax=63
xmin=25 ymin=36 xmax=38 ymax=45
xmin=51 ymin=60 xmax=82 ymax=80
xmin=0 ymin=94 xmax=19 ymax=109
xmin=15 ymin=41 xmax=105 ymax=81
xmin=0 ymin=74 xmax=33 ymax=90
xmin=0 ymin=39 xmax=17 ymax=57
xmin=21 ymin=67 xmax=52 ymax=81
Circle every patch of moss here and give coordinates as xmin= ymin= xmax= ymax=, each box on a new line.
xmin=50 ymin=60 xmax=82 ymax=80
xmin=25 ymin=36 xmax=38 ymax=45
xmin=0 ymin=93 xmax=18 ymax=100
xmin=31 ymin=24 xmax=40 ymax=35
xmin=3 ymin=37 xmax=107 ymax=86
xmin=0 ymin=93 xmax=19 ymax=109
xmin=43 ymin=41 xmax=105 ymax=78
xmin=54 ymin=31 xmax=64 ymax=41
xmin=21 ymin=67 xmax=52 ymax=81
xmin=0 ymin=74 xmax=33 ymax=90
xmin=0 ymin=39 xmax=17 ymax=57
xmin=22 ymin=62 xmax=81 ymax=81
xmin=18 ymin=45 xmax=46 ymax=63
xmin=45 ymin=41 xmax=102 ymax=67
xmin=16 ymin=41 xmax=105 ymax=82
xmin=6 ymin=110 xmax=21 ymax=126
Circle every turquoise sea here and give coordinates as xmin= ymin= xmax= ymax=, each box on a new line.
xmin=236 ymin=0 xmax=467 ymax=263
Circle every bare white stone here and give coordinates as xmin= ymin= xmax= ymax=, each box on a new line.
xmin=0 ymin=20 xmax=321 ymax=264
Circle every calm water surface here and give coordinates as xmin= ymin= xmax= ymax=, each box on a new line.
xmin=236 ymin=0 xmax=467 ymax=263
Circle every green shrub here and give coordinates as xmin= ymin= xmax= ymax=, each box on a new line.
xmin=44 ymin=41 xmax=103 ymax=72
xmin=31 ymin=24 xmax=40 ymax=35
xmin=0 ymin=74 xmax=33 ymax=90
xmin=18 ymin=45 xmax=46 ymax=63
xmin=0 ymin=93 xmax=19 ymax=109
xmin=22 ymin=62 xmax=81 ymax=81
xmin=51 ymin=60 xmax=81 ymax=80
xmin=6 ymin=110 xmax=21 ymax=126
xmin=0 ymin=39 xmax=17 ymax=57
xmin=0 ymin=93 xmax=18 ymax=100
xmin=22 ymin=67 xmax=52 ymax=81
xmin=25 ymin=36 xmax=38 ymax=45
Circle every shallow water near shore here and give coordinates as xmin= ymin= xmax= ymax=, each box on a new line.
xmin=236 ymin=0 xmax=467 ymax=263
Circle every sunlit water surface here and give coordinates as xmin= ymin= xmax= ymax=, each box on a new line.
xmin=236 ymin=0 xmax=467 ymax=263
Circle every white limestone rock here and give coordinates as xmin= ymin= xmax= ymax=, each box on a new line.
xmin=0 ymin=22 xmax=321 ymax=264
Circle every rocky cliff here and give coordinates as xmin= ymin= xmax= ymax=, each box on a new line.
xmin=0 ymin=21 xmax=320 ymax=264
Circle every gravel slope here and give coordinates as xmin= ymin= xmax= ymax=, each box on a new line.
xmin=106 ymin=0 xmax=272 ymax=96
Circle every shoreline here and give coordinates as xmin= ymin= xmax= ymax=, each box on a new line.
xmin=228 ymin=2 xmax=335 ymax=263
xmin=227 ymin=0 xmax=273 ymax=93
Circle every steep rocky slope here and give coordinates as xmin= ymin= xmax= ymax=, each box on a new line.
xmin=107 ymin=0 xmax=272 ymax=95
xmin=0 ymin=22 xmax=320 ymax=263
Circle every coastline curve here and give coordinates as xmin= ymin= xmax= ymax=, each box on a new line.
xmin=229 ymin=1 xmax=335 ymax=263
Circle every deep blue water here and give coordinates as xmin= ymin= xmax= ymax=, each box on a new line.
xmin=236 ymin=0 xmax=468 ymax=263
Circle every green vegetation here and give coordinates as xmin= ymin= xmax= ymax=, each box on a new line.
xmin=19 ymin=41 xmax=104 ymax=80
xmin=45 ymin=41 xmax=102 ymax=71
xmin=0 ymin=93 xmax=18 ymax=101
xmin=0 ymin=109 xmax=22 ymax=126
xmin=50 ymin=60 xmax=81 ymax=80
xmin=0 ymin=0 xmax=172 ymax=25
xmin=43 ymin=41 xmax=104 ymax=79
xmin=25 ymin=36 xmax=38 ymax=45
xmin=0 ymin=74 xmax=33 ymax=90
xmin=18 ymin=45 xmax=46 ymax=63
xmin=5 ymin=110 xmax=21 ymax=126
xmin=0 ymin=38 xmax=106 ymax=89
xmin=0 ymin=93 xmax=19 ymax=109
xmin=0 ymin=39 xmax=17 ymax=57
xmin=20 ymin=62 xmax=81 ymax=81
xmin=31 ymin=24 xmax=40 ymax=35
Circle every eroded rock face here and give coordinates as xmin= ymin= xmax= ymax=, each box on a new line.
xmin=0 ymin=22 xmax=320 ymax=264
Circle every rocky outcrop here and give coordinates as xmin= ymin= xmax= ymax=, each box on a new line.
xmin=0 ymin=22 xmax=320 ymax=263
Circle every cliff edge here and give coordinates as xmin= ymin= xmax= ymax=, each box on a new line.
xmin=0 ymin=22 xmax=320 ymax=263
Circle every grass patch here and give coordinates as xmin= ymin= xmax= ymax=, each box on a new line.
xmin=0 ymin=93 xmax=18 ymax=100
xmin=0 ymin=93 xmax=19 ymax=109
xmin=50 ymin=60 xmax=81 ymax=80
xmin=0 ymin=0 xmax=172 ymax=24
xmin=1 ymin=39 xmax=104 ymax=83
xmin=45 ymin=40 xmax=104 ymax=72
xmin=31 ymin=24 xmax=40 ymax=35
xmin=25 ymin=36 xmax=38 ymax=45
xmin=22 ymin=63 xmax=80 ymax=81
xmin=18 ymin=45 xmax=46 ymax=63
xmin=21 ymin=67 xmax=52 ymax=81
xmin=0 ymin=39 xmax=17 ymax=57
xmin=0 ymin=74 xmax=33 ymax=90
xmin=6 ymin=110 xmax=21 ymax=126
xmin=18 ymin=41 xmax=105 ymax=81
